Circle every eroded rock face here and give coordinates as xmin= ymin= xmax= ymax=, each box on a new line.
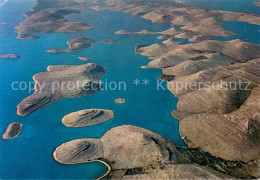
xmin=47 ymin=37 xmax=98 ymax=53
xmin=2 ymin=122 xmax=23 ymax=140
xmin=53 ymin=138 xmax=103 ymax=164
xmin=62 ymin=109 xmax=114 ymax=127
xmin=179 ymin=84 xmax=260 ymax=162
xmin=100 ymin=125 xmax=189 ymax=169
xmin=136 ymin=38 xmax=260 ymax=166
xmin=137 ymin=39 xmax=260 ymax=69
xmin=53 ymin=125 xmax=231 ymax=179
xmin=54 ymin=125 xmax=188 ymax=167
xmin=135 ymin=34 xmax=260 ymax=176
xmin=17 ymin=63 xmax=106 ymax=116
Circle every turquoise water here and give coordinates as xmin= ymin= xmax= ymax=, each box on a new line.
xmin=0 ymin=0 xmax=259 ymax=179
xmin=0 ymin=0 xmax=184 ymax=179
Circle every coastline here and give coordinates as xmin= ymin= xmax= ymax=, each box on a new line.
xmin=1 ymin=0 xmax=260 ymax=179
xmin=96 ymin=160 xmax=111 ymax=180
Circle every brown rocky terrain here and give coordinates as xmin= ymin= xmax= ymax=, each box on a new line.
xmin=15 ymin=9 xmax=92 ymax=39
xmin=99 ymin=0 xmax=260 ymax=42
xmin=115 ymin=98 xmax=126 ymax=104
xmin=135 ymin=38 xmax=260 ymax=177
xmin=16 ymin=0 xmax=260 ymax=178
xmin=62 ymin=109 xmax=114 ymax=127
xmin=54 ymin=125 xmax=235 ymax=179
xmin=47 ymin=37 xmax=98 ymax=53
xmin=17 ymin=63 xmax=106 ymax=116
xmin=78 ymin=57 xmax=91 ymax=61
xmin=2 ymin=122 xmax=23 ymax=140
xmin=47 ymin=37 xmax=118 ymax=53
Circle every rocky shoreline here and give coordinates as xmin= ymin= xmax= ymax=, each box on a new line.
xmin=54 ymin=125 xmax=255 ymax=179
xmin=17 ymin=63 xmax=106 ymax=116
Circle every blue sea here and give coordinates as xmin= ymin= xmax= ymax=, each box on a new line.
xmin=0 ymin=0 xmax=259 ymax=179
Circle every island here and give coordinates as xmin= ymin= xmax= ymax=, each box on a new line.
xmin=103 ymin=39 xmax=118 ymax=44
xmin=0 ymin=54 xmax=20 ymax=59
xmin=2 ymin=122 xmax=23 ymax=140
xmin=15 ymin=9 xmax=92 ymax=39
xmin=78 ymin=57 xmax=91 ymax=61
xmin=48 ymin=37 xmax=118 ymax=53
xmin=17 ymin=63 xmax=106 ymax=116
xmin=53 ymin=125 xmax=246 ymax=179
xmin=62 ymin=109 xmax=114 ymax=127
xmin=47 ymin=37 xmax=98 ymax=53
xmin=115 ymin=98 xmax=126 ymax=104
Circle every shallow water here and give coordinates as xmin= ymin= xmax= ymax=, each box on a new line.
xmin=0 ymin=0 xmax=259 ymax=179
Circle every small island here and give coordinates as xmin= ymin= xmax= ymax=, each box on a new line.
xmin=2 ymin=122 xmax=23 ymax=140
xmin=47 ymin=37 xmax=98 ymax=53
xmin=115 ymin=98 xmax=126 ymax=104
xmin=78 ymin=57 xmax=91 ymax=61
xmin=0 ymin=54 xmax=20 ymax=59
xmin=62 ymin=109 xmax=114 ymax=127
xmin=103 ymin=39 xmax=118 ymax=44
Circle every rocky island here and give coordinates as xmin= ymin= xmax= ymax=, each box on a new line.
xmin=15 ymin=9 xmax=92 ymax=39
xmin=62 ymin=109 xmax=114 ymax=127
xmin=115 ymin=98 xmax=126 ymax=104
xmin=47 ymin=37 xmax=98 ymax=53
xmin=0 ymin=54 xmax=20 ymax=59
xmin=78 ymin=57 xmax=91 ymax=61
xmin=17 ymin=63 xmax=106 ymax=116
xmin=2 ymin=122 xmax=23 ymax=140
xmin=103 ymin=39 xmax=118 ymax=44
xmin=54 ymin=125 xmax=247 ymax=179
xmin=48 ymin=37 xmax=118 ymax=53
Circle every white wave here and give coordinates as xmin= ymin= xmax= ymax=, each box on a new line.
xmin=0 ymin=0 xmax=8 ymax=8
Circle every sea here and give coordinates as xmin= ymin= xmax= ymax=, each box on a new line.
xmin=0 ymin=0 xmax=259 ymax=179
